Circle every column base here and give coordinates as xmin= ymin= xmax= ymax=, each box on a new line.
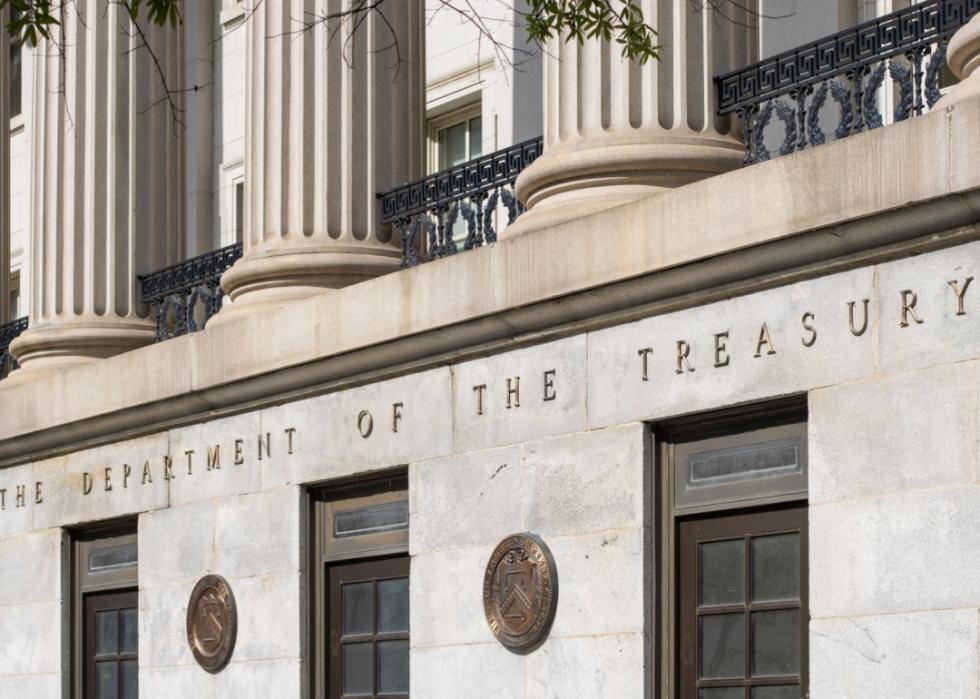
xmin=8 ymin=319 xmax=156 ymax=377
xmin=211 ymin=245 xmax=401 ymax=327
xmin=508 ymin=131 xmax=744 ymax=239
xmin=940 ymin=13 xmax=980 ymax=109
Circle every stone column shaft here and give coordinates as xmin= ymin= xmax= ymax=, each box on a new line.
xmin=0 ymin=10 xmax=9 ymax=327
xmin=514 ymin=0 xmax=756 ymax=226
xmin=10 ymin=0 xmax=184 ymax=372
xmin=218 ymin=0 xmax=424 ymax=309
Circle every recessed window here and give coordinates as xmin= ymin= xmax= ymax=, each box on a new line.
xmin=312 ymin=476 xmax=410 ymax=699
xmin=658 ymin=402 xmax=808 ymax=699
xmin=73 ymin=527 xmax=139 ymax=699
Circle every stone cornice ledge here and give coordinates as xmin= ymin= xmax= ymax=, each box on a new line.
xmin=1 ymin=99 xmax=979 ymax=466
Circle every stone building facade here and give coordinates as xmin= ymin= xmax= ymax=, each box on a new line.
xmin=1 ymin=1 xmax=980 ymax=698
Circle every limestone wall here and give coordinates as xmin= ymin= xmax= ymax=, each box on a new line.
xmin=3 ymin=238 xmax=980 ymax=695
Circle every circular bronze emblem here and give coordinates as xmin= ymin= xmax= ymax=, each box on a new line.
xmin=186 ymin=575 xmax=237 ymax=673
xmin=483 ymin=533 xmax=558 ymax=653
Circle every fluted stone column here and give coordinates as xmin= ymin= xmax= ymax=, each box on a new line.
xmin=217 ymin=0 xmax=424 ymax=313
xmin=10 ymin=1 xmax=184 ymax=373
xmin=941 ymin=13 xmax=980 ymax=108
xmin=512 ymin=0 xmax=756 ymax=230
xmin=0 ymin=10 xmax=10 ymax=327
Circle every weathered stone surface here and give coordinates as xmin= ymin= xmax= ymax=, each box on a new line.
xmin=214 ymin=486 xmax=302 ymax=578
xmin=809 ymin=362 xmax=977 ymax=504
xmin=588 ymin=267 xmax=875 ymax=428
xmin=0 ymin=528 xmax=62 ymax=606
xmin=411 ymin=644 xmax=523 ymax=699
xmin=810 ymin=609 xmax=977 ymax=698
xmin=139 ymin=501 xmax=216 ymax=589
xmin=878 ymin=240 xmax=980 ymax=374
xmin=0 ymin=600 xmax=62 ymax=675
xmin=212 ymin=658 xmax=302 ymax=698
xmin=140 ymin=585 xmax=195 ymax=669
xmin=32 ymin=433 xmax=170 ymax=530
xmin=810 ymin=485 xmax=980 ymax=618
xmin=410 ymin=547 xmax=489 ymax=648
xmin=0 ymin=673 xmax=62 ymax=698
xmin=140 ymin=665 xmax=213 ymax=699
xmin=409 ymin=446 xmax=522 ymax=554
xmin=453 ymin=335 xmax=588 ymax=453
xmin=0 ymin=462 xmax=38 ymax=537
xmin=231 ymin=573 xmax=302 ymax=662
xmin=547 ymin=529 xmax=645 ymax=639
xmin=260 ymin=367 xmax=452 ymax=487
xmin=168 ymin=411 xmax=263 ymax=505
xmin=522 ymin=424 xmax=646 ymax=537
xmin=525 ymin=633 xmax=644 ymax=698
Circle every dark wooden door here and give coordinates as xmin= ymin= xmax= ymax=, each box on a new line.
xmin=679 ymin=505 xmax=807 ymax=699
xmin=84 ymin=589 xmax=138 ymax=699
xmin=328 ymin=556 xmax=410 ymax=699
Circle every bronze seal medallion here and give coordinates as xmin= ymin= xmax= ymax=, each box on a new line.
xmin=483 ymin=533 xmax=558 ymax=653
xmin=186 ymin=574 xmax=237 ymax=673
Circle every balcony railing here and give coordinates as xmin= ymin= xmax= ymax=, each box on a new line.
xmin=378 ymin=137 xmax=543 ymax=267
xmin=717 ymin=0 xmax=979 ymax=165
xmin=139 ymin=243 xmax=243 ymax=342
xmin=0 ymin=316 xmax=27 ymax=378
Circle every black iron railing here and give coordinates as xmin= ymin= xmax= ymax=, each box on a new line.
xmin=0 ymin=316 xmax=27 ymax=378
xmin=378 ymin=137 xmax=543 ymax=267
xmin=139 ymin=243 xmax=243 ymax=342
xmin=716 ymin=0 xmax=980 ymax=164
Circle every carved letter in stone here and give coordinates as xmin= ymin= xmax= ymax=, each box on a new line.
xmin=15 ymin=485 xmax=25 ymax=507
xmin=713 ymin=333 xmax=730 ymax=368
xmin=258 ymin=433 xmax=272 ymax=460
xmin=506 ymin=377 xmax=521 ymax=409
xmin=900 ymin=290 xmax=924 ymax=327
xmin=801 ymin=312 xmax=817 ymax=347
xmin=104 ymin=467 xmax=113 ymax=491
xmin=207 ymin=445 xmax=221 ymax=471
xmin=123 ymin=464 xmax=131 ymax=489
xmin=638 ymin=347 xmax=653 ymax=381
xmin=34 ymin=482 xmax=42 ymax=504
xmin=675 ymin=341 xmax=694 ymax=374
xmin=948 ymin=277 xmax=974 ymax=316
xmin=83 ymin=472 xmax=94 ymax=495
xmin=163 ymin=456 xmax=175 ymax=481
xmin=392 ymin=403 xmax=403 ymax=433
xmin=142 ymin=461 xmax=153 ymax=485
xmin=234 ymin=439 xmax=245 ymax=465
xmin=284 ymin=428 xmax=297 ymax=454
xmin=358 ymin=410 xmax=374 ymax=438
xmin=848 ymin=300 xmax=870 ymax=337
xmin=754 ymin=324 xmax=777 ymax=358
xmin=473 ymin=384 xmax=487 ymax=415
xmin=0 ymin=488 xmax=5 ymax=509
xmin=543 ymin=370 xmax=557 ymax=402
xmin=185 ymin=450 xmax=196 ymax=475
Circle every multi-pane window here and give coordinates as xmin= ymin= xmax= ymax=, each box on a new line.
xmin=312 ymin=477 xmax=410 ymax=699
xmin=658 ymin=404 xmax=808 ymax=699
xmin=435 ymin=114 xmax=482 ymax=170
xmin=73 ymin=529 xmax=138 ymax=699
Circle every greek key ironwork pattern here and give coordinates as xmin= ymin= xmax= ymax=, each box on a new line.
xmin=0 ymin=316 xmax=27 ymax=379
xmin=378 ymin=137 xmax=542 ymax=267
xmin=718 ymin=0 xmax=979 ymax=113
xmin=719 ymin=0 xmax=976 ymax=165
xmin=139 ymin=243 xmax=243 ymax=342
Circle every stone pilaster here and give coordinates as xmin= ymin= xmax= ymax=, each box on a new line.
xmin=9 ymin=1 xmax=184 ymax=373
xmin=511 ymin=0 xmax=756 ymax=232
xmin=941 ymin=13 xmax=980 ymax=108
xmin=217 ymin=0 xmax=424 ymax=312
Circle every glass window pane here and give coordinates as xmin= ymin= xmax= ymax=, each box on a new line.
xmin=752 ymin=534 xmax=800 ymax=603
xmin=699 ymin=613 xmax=745 ymax=680
xmin=342 ymin=642 xmax=374 ymax=696
xmin=89 ymin=543 xmax=138 ymax=573
xmin=377 ymin=639 xmax=409 ymax=693
xmin=701 ymin=689 xmax=744 ymax=699
xmin=334 ymin=500 xmax=409 ymax=539
xmin=688 ymin=438 xmax=801 ymax=488
xmin=469 ymin=116 xmax=483 ymax=159
xmin=96 ymin=661 xmax=118 ymax=699
xmin=342 ymin=582 xmax=374 ymax=636
xmin=120 ymin=607 xmax=138 ymax=654
xmin=699 ymin=539 xmax=745 ymax=606
xmin=752 ymin=686 xmax=800 ymax=699
xmin=752 ymin=609 xmax=800 ymax=677
xmin=120 ymin=659 xmax=138 ymax=699
xmin=378 ymin=577 xmax=409 ymax=633
xmin=96 ymin=610 xmax=119 ymax=655
xmin=440 ymin=122 xmax=468 ymax=169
